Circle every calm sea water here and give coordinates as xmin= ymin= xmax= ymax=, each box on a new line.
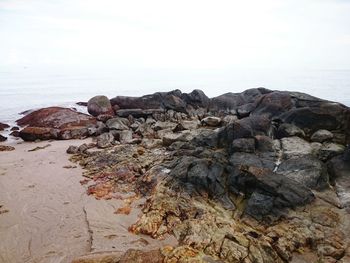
xmin=0 ymin=67 xmax=349 ymax=126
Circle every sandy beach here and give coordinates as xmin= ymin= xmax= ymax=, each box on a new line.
xmin=0 ymin=139 xmax=176 ymax=263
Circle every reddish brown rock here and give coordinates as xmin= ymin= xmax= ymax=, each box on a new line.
xmin=17 ymin=107 xmax=96 ymax=129
xmin=16 ymin=107 xmax=96 ymax=141
xmin=0 ymin=122 xmax=10 ymax=131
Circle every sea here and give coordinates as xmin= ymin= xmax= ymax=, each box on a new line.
xmin=0 ymin=67 xmax=350 ymax=127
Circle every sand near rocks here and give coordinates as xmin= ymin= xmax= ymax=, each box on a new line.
xmin=0 ymin=139 xmax=176 ymax=263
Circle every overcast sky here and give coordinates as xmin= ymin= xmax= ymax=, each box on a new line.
xmin=1 ymin=0 xmax=350 ymax=70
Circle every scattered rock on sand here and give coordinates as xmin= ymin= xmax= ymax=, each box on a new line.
xmin=0 ymin=145 xmax=15 ymax=151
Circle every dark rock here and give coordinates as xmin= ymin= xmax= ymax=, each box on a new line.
xmin=0 ymin=122 xmax=10 ymax=131
xmin=231 ymin=138 xmax=255 ymax=153
xmin=228 ymin=166 xmax=315 ymax=221
xmin=255 ymin=135 xmax=275 ymax=152
xmin=311 ymin=129 xmax=334 ymax=143
xmin=66 ymin=145 xmax=78 ymax=154
xmin=236 ymin=115 xmax=272 ymax=138
xmin=181 ymin=89 xmax=210 ymax=109
xmin=318 ymin=142 xmax=345 ymax=161
xmin=251 ymin=91 xmax=293 ymax=118
xmin=277 ymin=103 xmax=347 ymax=137
xmin=87 ymin=95 xmax=114 ymax=117
xmin=76 ymin=101 xmax=87 ymax=106
xmin=276 ymin=123 xmax=305 ymax=139
xmin=328 ymin=154 xmax=350 ymax=209
xmin=237 ymin=103 xmax=255 ymax=118
xmin=96 ymin=132 xmax=115 ymax=149
xmin=209 ymin=88 xmax=271 ymax=113
xmin=95 ymin=121 xmax=108 ymax=136
xmin=277 ymin=155 xmax=329 ymax=189
xmin=229 ymin=152 xmax=275 ymax=170
xmin=245 ymin=192 xmax=275 ymax=221
xmin=10 ymin=131 xmax=20 ymax=137
xmin=0 ymin=134 xmax=7 ymax=141
xmin=118 ymin=130 xmax=133 ymax=143
xmin=10 ymin=126 xmax=19 ymax=131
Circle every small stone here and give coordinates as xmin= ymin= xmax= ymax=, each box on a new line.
xmin=66 ymin=145 xmax=78 ymax=154
xmin=78 ymin=143 xmax=89 ymax=153
xmin=0 ymin=134 xmax=7 ymax=142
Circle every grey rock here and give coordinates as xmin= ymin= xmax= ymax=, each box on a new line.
xmin=311 ymin=129 xmax=334 ymax=143
xmin=231 ymin=138 xmax=255 ymax=153
xmin=106 ymin=117 xmax=130 ymax=130
xmin=277 ymin=155 xmax=329 ymax=189
xmin=281 ymin=136 xmax=313 ymax=159
xmin=97 ymin=132 xmax=115 ymax=148
xmin=277 ymin=123 xmax=305 ymax=139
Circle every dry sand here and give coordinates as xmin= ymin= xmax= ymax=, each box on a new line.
xmin=0 ymin=139 xmax=176 ymax=263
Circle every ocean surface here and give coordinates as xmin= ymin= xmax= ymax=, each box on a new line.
xmin=0 ymin=67 xmax=349 ymax=126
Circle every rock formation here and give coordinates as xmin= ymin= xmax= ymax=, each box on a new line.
xmin=11 ymin=88 xmax=350 ymax=262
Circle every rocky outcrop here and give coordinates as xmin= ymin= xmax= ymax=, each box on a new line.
xmin=87 ymin=95 xmax=114 ymax=117
xmin=11 ymin=89 xmax=350 ymax=262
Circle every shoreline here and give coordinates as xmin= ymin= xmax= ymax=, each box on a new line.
xmin=0 ymin=139 xmax=176 ymax=263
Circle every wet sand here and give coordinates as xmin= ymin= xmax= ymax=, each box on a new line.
xmin=0 ymin=140 xmax=176 ymax=263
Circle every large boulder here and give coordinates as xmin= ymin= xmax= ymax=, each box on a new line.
xmin=251 ymin=91 xmax=293 ymax=118
xmin=87 ymin=95 xmax=114 ymax=117
xmin=16 ymin=107 xmax=96 ymax=141
xmin=209 ymin=88 xmax=271 ymax=113
xmin=17 ymin=107 xmax=96 ymax=129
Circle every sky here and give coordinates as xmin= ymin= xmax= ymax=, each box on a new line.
xmin=0 ymin=0 xmax=350 ymax=70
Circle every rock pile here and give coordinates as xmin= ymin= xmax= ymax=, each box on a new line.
xmin=10 ymin=88 xmax=350 ymax=262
